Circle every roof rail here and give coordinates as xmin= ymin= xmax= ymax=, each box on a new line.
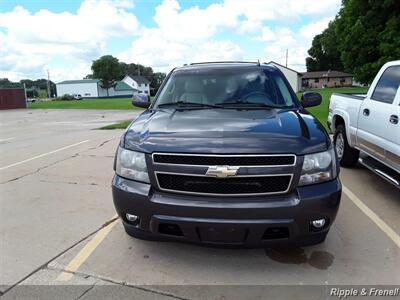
xmin=189 ymin=61 xmax=260 ymax=65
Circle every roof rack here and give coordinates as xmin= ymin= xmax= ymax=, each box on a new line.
xmin=189 ymin=61 xmax=260 ymax=66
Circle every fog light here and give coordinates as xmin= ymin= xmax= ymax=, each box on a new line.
xmin=126 ymin=213 xmax=138 ymax=222
xmin=312 ymin=219 xmax=326 ymax=228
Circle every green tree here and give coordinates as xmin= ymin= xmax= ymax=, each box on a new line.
xmin=306 ymin=0 xmax=400 ymax=84
xmin=149 ymin=72 xmax=166 ymax=95
xmin=20 ymin=79 xmax=34 ymax=88
xmin=91 ymin=55 xmax=124 ymax=96
xmin=306 ymin=23 xmax=343 ymax=72
xmin=336 ymin=0 xmax=400 ymax=84
xmin=31 ymin=79 xmax=56 ymax=97
xmin=120 ymin=62 xmax=166 ymax=94
xmin=120 ymin=62 xmax=154 ymax=78
xmin=0 ymin=78 xmax=20 ymax=88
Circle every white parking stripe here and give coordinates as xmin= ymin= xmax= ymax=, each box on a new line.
xmin=0 ymin=140 xmax=90 ymax=170
xmin=343 ymin=185 xmax=400 ymax=248
xmin=0 ymin=137 xmax=15 ymax=143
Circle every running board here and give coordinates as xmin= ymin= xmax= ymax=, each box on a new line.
xmin=358 ymin=156 xmax=400 ymax=189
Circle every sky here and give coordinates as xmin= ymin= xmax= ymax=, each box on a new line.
xmin=0 ymin=0 xmax=342 ymax=82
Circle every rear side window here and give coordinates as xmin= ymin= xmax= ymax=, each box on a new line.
xmin=371 ymin=66 xmax=400 ymax=104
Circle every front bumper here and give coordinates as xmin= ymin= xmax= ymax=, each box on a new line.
xmin=112 ymin=175 xmax=341 ymax=247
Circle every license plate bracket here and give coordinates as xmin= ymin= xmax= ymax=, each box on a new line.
xmin=197 ymin=226 xmax=247 ymax=243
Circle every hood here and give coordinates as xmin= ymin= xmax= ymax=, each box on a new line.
xmin=123 ymin=108 xmax=330 ymax=155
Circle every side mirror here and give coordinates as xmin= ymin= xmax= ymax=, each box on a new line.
xmin=132 ymin=93 xmax=150 ymax=109
xmin=301 ymin=92 xmax=322 ymax=108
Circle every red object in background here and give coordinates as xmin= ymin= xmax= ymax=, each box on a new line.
xmin=0 ymin=88 xmax=26 ymax=110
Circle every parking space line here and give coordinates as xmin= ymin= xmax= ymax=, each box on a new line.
xmin=56 ymin=215 xmax=118 ymax=282
xmin=0 ymin=137 xmax=15 ymax=143
xmin=342 ymin=185 xmax=400 ymax=248
xmin=0 ymin=140 xmax=90 ymax=170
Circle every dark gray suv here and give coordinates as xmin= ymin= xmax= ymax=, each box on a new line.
xmin=112 ymin=62 xmax=341 ymax=247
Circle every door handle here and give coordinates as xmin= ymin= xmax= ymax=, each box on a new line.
xmin=363 ymin=108 xmax=370 ymax=116
xmin=390 ymin=115 xmax=398 ymax=124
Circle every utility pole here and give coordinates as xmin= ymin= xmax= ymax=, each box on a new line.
xmin=47 ymin=69 xmax=51 ymax=99
xmin=23 ymin=83 xmax=27 ymax=108
xmin=285 ymin=49 xmax=288 ymax=67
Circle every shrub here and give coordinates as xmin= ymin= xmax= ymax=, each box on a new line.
xmin=53 ymin=94 xmax=75 ymax=101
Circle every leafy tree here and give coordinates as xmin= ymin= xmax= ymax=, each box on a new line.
xmin=336 ymin=0 xmax=400 ymax=84
xmin=83 ymin=74 xmax=93 ymax=79
xmin=120 ymin=62 xmax=166 ymax=94
xmin=149 ymin=72 xmax=166 ymax=95
xmin=120 ymin=62 xmax=154 ymax=78
xmin=306 ymin=24 xmax=344 ymax=71
xmin=20 ymin=79 xmax=34 ymax=88
xmin=0 ymin=78 xmax=19 ymax=88
xmin=30 ymin=79 xmax=56 ymax=97
xmin=91 ymin=55 xmax=124 ymax=96
xmin=306 ymin=0 xmax=400 ymax=84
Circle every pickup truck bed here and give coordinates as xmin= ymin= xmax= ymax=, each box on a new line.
xmin=331 ymin=93 xmax=366 ymax=100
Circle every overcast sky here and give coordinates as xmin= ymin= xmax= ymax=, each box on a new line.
xmin=0 ymin=0 xmax=342 ymax=82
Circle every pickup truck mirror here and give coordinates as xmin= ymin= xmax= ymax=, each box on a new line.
xmin=132 ymin=93 xmax=150 ymax=109
xmin=301 ymin=92 xmax=322 ymax=108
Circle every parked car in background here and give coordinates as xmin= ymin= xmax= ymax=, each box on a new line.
xmin=73 ymin=94 xmax=83 ymax=100
xmin=328 ymin=60 xmax=400 ymax=188
xmin=112 ymin=62 xmax=341 ymax=247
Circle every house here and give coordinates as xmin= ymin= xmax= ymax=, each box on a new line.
xmin=267 ymin=61 xmax=302 ymax=92
xmin=301 ymin=70 xmax=353 ymax=89
xmin=56 ymin=75 xmax=151 ymax=98
xmin=123 ymin=75 xmax=151 ymax=95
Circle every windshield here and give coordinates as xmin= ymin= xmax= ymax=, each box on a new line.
xmin=155 ymin=67 xmax=297 ymax=108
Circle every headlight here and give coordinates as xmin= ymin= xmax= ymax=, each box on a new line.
xmin=116 ymin=147 xmax=149 ymax=183
xmin=299 ymin=148 xmax=337 ymax=186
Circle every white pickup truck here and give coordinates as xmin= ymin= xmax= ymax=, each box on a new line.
xmin=328 ymin=60 xmax=400 ymax=188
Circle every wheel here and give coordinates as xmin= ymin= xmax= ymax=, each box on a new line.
xmin=334 ymin=124 xmax=359 ymax=167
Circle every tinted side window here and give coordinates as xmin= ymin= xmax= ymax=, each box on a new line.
xmin=371 ymin=66 xmax=400 ymax=104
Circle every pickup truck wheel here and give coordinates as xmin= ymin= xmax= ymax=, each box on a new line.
xmin=334 ymin=124 xmax=359 ymax=167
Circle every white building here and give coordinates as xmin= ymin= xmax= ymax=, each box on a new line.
xmin=56 ymin=79 xmax=101 ymax=98
xmin=267 ymin=61 xmax=302 ymax=92
xmin=123 ymin=75 xmax=151 ymax=95
xmin=56 ymin=75 xmax=151 ymax=98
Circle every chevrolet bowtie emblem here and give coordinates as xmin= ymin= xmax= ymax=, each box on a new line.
xmin=206 ymin=166 xmax=239 ymax=178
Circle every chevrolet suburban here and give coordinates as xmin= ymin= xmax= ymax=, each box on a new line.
xmin=112 ymin=62 xmax=341 ymax=247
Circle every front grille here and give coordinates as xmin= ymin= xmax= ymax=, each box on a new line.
xmin=156 ymin=173 xmax=292 ymax=196
xmin=153 ymin=153 xmax=295 ymax=166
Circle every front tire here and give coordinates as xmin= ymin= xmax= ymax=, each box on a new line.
xmin=334 ymin=124 xmax=359 ymax=167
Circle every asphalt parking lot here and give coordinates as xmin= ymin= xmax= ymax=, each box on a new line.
xmin=1 ymin=109 xmax=399 ymax=299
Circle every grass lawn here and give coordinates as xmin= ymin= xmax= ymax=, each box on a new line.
xmin=28 ymin=98 xmax=142 ymax=110
xmin=100 ymin=120 xmax=132 ymax=130
xmin=297 ymin=86 xmax=369 ymax=131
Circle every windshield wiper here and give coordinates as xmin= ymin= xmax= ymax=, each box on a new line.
xmin=215 ymin=100 xmax=283 ymax=108
xmin=157 ymin=101 xmax=222 ymax=108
